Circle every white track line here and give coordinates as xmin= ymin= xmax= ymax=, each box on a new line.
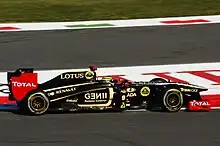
xmin=1 ymin=15 xmax=220 ymax=32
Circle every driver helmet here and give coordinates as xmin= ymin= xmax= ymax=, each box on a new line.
xmin=89 ymin=65 xmax=97 ymax=71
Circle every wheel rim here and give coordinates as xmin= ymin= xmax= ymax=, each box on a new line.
xmin=166 ymin=93 xmax=181 ymax=107
xmin=30 ymin=96 xmax=46 ymax=111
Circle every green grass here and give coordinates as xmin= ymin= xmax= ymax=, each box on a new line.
xmin=0 ymin=0 xmax=220 ymax=23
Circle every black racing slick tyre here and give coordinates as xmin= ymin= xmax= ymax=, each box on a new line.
xmin=19 ymin=92 xmax=50 ymax=115
xmin=149 ymin=78 xmax=168 ymax=83
xmin=161 ymin=89 xmax=183 ymax=112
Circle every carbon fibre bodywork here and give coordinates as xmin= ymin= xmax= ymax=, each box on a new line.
xmin=5 ymin=67 xmax=209 ymax=115
xmin=7 ymin=68 xmax=124 ymax=112
xmin=119 ymin=81 xmax=208 ymax=110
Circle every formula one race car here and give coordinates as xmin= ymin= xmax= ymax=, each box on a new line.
xmin=5 ymin=66 xmax=211 ymax=115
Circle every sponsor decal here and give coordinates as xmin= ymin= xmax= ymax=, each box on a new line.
xmin=188 ymin=100 xmax=211 ymax=111
xmin=126 ymin=88 xmax=136 ymax=92
xmin=60 ymin=73 xmax=84 ymax=79
xmin=60 ymin=71 xmax=94 ymax=80
xmin=120 ymin=89 xmax=126 ymax=93
xmin=126 ymin=92 xmax=137 ymax=97
xmin=121 ymin=95 xmax=126 ymax=100
xmin=10 ymin=73 xmax=38 ymax=101
xmin=140 ymin=86 xmax=150 ymax=96
xmin=48 ymin=87 xmax=76 ymax=96
xmin=55 ymin=88 xmax=75 ymax=94
xmin=180 ymin=88 xmax=198 ymax=92
xmin=0 ymin=85 xmax=10 ymax=94
xmin=190 ymin=100 xmax=210 ymax=107
xmin=66 ymin=99 xmax=78 ymax=102
xmin=85 ymin=71 xmax=94 ymax=79
xmin=84 ymin=92 xmax=108 ymax=102
xmin=47 ymin=92 xmax=55 ymax=96
xmin=12 ymin=81 xmax=36 ymax=87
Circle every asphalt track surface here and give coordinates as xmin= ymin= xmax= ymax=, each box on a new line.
xmin=0 ymin=23 xmax=220 ymax=146
xmin=0 ymin=23 xmax=220 ymax=71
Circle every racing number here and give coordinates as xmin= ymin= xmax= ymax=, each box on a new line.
xmin=120 ymin=102 xmax=125 ymax=108
xmin=120 ymin=95 xmax=126 ymax=108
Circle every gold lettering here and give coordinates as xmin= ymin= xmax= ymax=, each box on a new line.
xmin=61 ymin=73 xmax=84 ymax=79
xmin=84 ymin=93 xmax=107 ymax=100
xmin=55 ymin=88 xmax=75 ymax=94
xmin=180 ymin=88 xmax=198 ymax=92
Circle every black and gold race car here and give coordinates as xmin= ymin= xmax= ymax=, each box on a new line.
xmin=6 ymin=66 xmax=209 ymax=115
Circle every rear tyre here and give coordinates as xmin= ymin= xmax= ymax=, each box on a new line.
xmin=161 ymin=89 xmax=183 ymax=112
xmin=19 ymin=92 xmax=49 ymax=115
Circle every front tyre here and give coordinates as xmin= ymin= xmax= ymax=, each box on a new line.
xmin=161 ymin=89 xmax=183 ymax=112
xmin=19 ymin=92 xmax=50 ymax=115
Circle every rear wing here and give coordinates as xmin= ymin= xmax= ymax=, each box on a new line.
xmin=7 ymin=68 xmax=38 ymax=101
xmin=7 ymin=68 xmax=34 ymax=82
xmin=6 ymin=66 xmax=98 ymax=102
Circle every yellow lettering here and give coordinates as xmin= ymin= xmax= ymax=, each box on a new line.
xmin=84 ymin=93 xmax=107 ymax=100
xmin=61 ymin=73 xmax=85 ymax=79
xmin=120 ymin=102 xmax=125 ymax=108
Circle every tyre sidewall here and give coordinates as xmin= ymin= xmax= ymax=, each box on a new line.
xmin=162 ymin=89 xmax=183 ymax=112
xmin=27 ymin=92 xmax=49 ymax=115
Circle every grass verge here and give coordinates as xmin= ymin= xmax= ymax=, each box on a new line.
xmin=0 ymin=0 xmax=220 ymax=23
